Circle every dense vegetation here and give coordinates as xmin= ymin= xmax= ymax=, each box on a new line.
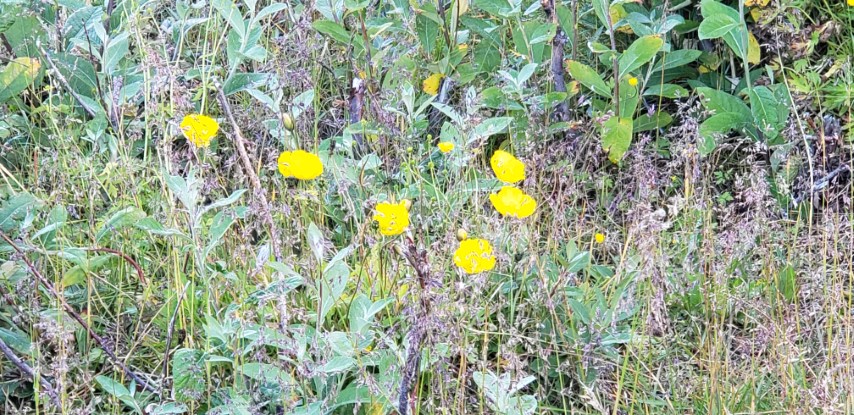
xmin=1 ymin=0 xmax=853 ymax=413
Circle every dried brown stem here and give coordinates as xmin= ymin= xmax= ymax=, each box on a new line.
xmin=0 ymin=231 xmax=157 ymax=393
xmin=395 ymin=236 xmax=436 ymax=415
xmin=215 ymin=85 xmax=283 ymax=261
xmin=0 ymin=336 xmax=62 ymax=408
xmin=542 ymin=0 xmax=569 ymax=122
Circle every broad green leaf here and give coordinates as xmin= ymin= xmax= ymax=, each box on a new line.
xmin=618 ymin=35 xmax=664 ymax=79
xmin=699 ymin=0 xmax=747 ymax=58
xmin=697 ymin=14 xmax=739 ymax=40
xmin=0 ymin=193 xmax=40 ymax=233
xmin=698 ymin=112 xmax=749 ymax=155
xmin=97 ymin=206 xmax=146 ymax=242
xmin=172 ymin=348 xmax=206 ymax=403
xmin=567 ymin=60 xmax=610 ymax=97
xmin=415 ymin=3 xmax=440 ymax=57
xmin=634 ymin=111 xmax=673 ymax=132
xmin=777 ymin=266 xmax=797 ymax=303
xmin=149 ymin=403 xmax=189 ymax=415
xmin=748 ymin=86 xmax=786 ymax=141
xmin=644 ymin=83 xmax=688 ymax=99
xmin=695 ymin=87 xmax=751 ymax=117
xmin=601 ymin=117 xmax=633 ymax=163
xmin=471 ymin=117 xmax=513 ymax=140
xmin=212 ymin=0 xmax=246 ymax=37
xmin=223 ymin=73 xmax=270 ymax=95
xmin=618 ymin=77 xmax=640 ymax=118
xmin=102 ymin=32 xmax=130 ymax=73
xmin=0 ymin=57 xmax=41 ymax=103
xmin=650 ymin=49 xmax=702 ymax=72
xmin=307 ymin=222 xmax=325 ymax=262
xmin=241 ymin=362 xmax=295 ymax=384
xmin=312 ymin=19 xmax=351 ymax=44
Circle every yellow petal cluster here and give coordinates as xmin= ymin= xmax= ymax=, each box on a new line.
xmin=628 ymin=76 xmax=638 ymax=87
xmin=490 ymin=150 xmax=526 ymax=184
xmin=278 ymin=150 xmax=324 ymax=180
xmin=180 ymin=114 xmax=219 ymax=148
xmin=489 ymin=186 xmax=537 ymax=218
xmin=437 ymin=142 xmax=455 ymax=153
xmin=453 ymin=238 xmax=496 ymax=274
xmin=594 ymin=233 xmax=606 ymax=244
xmin=422 ymin=73 xmax=444 ymax=95
xmin=372 ymin=201 xmax=410 ymax=236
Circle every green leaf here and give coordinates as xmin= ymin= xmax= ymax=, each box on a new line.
xmin=633 ymin=111 xmax=673 ymax=132
xmin=415 ymin=3 xmax=440 ymax=57
xmin=148 ymin=403 xmax=190 ymax=415
xmin=748 ymin=86 xmax=785 ymax=141
xmin=695 ymin=87 xmax=751 ymax=116
xmin=97 ymin=206 xmax=146 ymax=242
xmin=699 ymin=0 xmax=746 ymax=58
xmin=601 ymin=117 xmax=633 ymax=163
xmin=241 ymin=362 xmax=295 ymax=384
xmin=212 ymin=0 xmax=246 ymax=37
xmin=307 ymin=222 xmax=325 ymax=262
xmin=567 ymin=60 xmax=610 ymax=97
xmin=0 ymin=57 xmax=41 ymax=103
xmin=697 ymin=14 xmax=739 ymax=40
xmin=618 ymin=35 xmax=664 ymax=79
xmin=470 ymin=117 xmax=513 ymax=140
xmin=650 ymin=49 xmax=702 ymax=72
xmin=102 ymin=32 xmax=130 ymax=73
xmin=172 ymin=348 xmax=206 ymax=403
xmin=312 ymin=19 xmax=351 ymax=44
xmin=698 ymin=112 xmax=749 ymax=155
xmin=0 ymin=193 xmax=40 ymax=233
xmin=223 ymin=73 xmax=270 ymax=96
xmin=777 ymin=266 xmax=797 ymax=303
xmin=643 ymin=83 xmax=688 ymax=99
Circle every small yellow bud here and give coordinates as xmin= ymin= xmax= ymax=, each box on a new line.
xmin=401 ymin=199 xmax=412 ymax=210
xmin=283 ymin=113 xmax=295 ymax=131
xmin=594 ymin=233 xmax=606 ymax=244
xmin=628 ymin=77 xmax=638 ymax=87
xmin=456 ymin=229 xmax=468 ymax=241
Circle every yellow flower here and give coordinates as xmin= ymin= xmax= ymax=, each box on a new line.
xmin=437 ymin=142 xmax=455 ymax=153
xmin=422 ymin=73 xmax=444 ymax=95
xmin=180 ymin=114 xmax=219 ymax=148
xmin=453 ymin=238 xmax=496 ymax=274
xmin=277 ymin=150 xmax=324 ymax=180
xmin=628 ymin=76 xmax=638 ymax=87
xmin=489 ymin=186 xmax=537 ymax=218
xmin=849 ymin=0 xmax=854 ymax=6
xmin=458 ymin=44 xmax=469 ymax=53
xmin=372 ymin=201 xmax=410 ymax=236
xmin=594 ymin=233 xmax=606 ymax=244
xmin=490 ymin=150 xmax=526 ymax=184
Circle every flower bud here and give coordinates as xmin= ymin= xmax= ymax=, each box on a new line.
xmin=456 ymin=229 xmax=468 ymax=241
xmin=282 ymin=113 xmax=295 ymax=131
xmin=401 ymin=199 xmax=412 ymax=210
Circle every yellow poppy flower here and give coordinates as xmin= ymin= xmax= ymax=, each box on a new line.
xmin=453 ymin=238 xmax=496 ymax=274
xmin=628 ymin=76 xmax=638 ymax=87
xmin=849 ymin=0 xmax=853 ymax=6
xmin=422 ymin=73 xmax=444 ymax=95
xmin=437 ymin=142 xmax=455 ymax=153
xmin=277 ymin=150 xmax=324 ymax=180
xmin=594 ymin=233 xmax=606 ymax=244
xmin=490 ymin=150 xmax=526 ymax=184
xmin=372 ymin=201 xmax=410 ymax=236
xmin=489 ymin=186 xmax=537 ymax=218
xmin=180 ymin=114 xmax=219 ymax=148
